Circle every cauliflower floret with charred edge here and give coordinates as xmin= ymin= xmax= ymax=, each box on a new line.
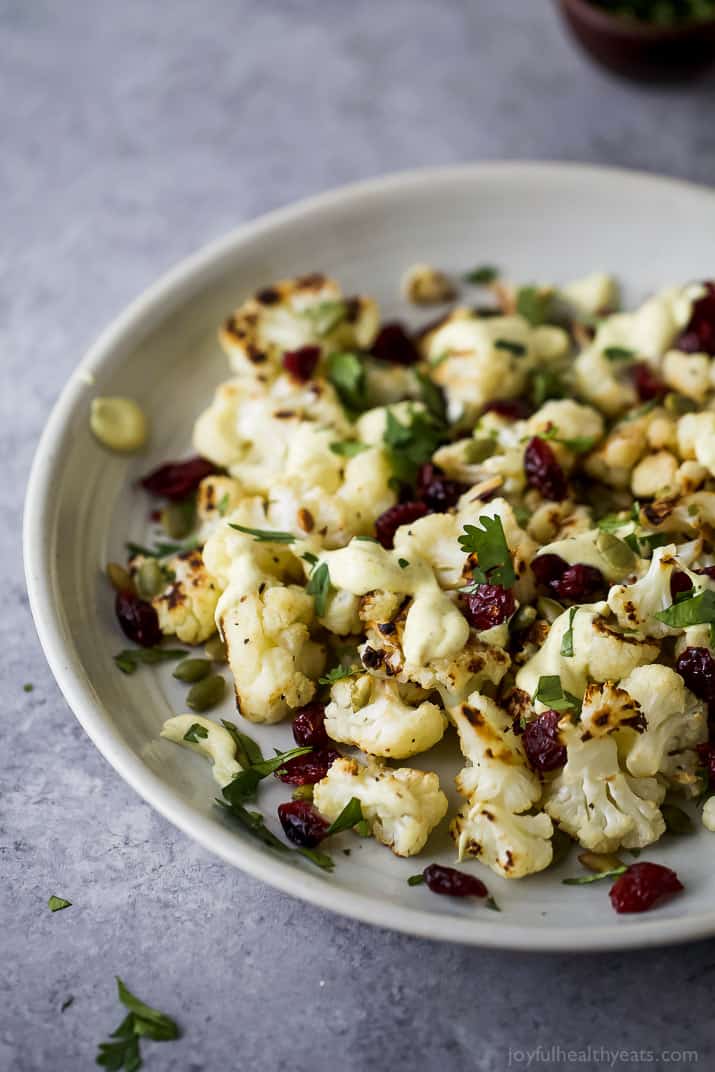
xmin=160 ymin=715 xmax=242 ymax=788
xmin=544 ymin=693 xmax=666 ymax=852
xmin=325 ymin=674 xmax=447 ymax=759
xmin=560 ymin=272 xmax=619 ymax=318
xmin=637 ymin=491 xmax=715 ymax=540
xmin=141 ymin=549 xmax=221 ymax=645
xmin=607 ymin=542 xmax=709 ymax=639
xmin=583 ymin=410 xmax=655 ymax=489
xmin=677 ymin=411 xmax=715 ymax=476
xmin=202 ymin=498 xmax=303 ymax=589
xmin=196 ymin=475 xmax=244 ymax=540
xmin=419 ymin=308 xmax=569 ymax=423
xmin=525 ymin=399 xmax=605 ymax=470
xmin=313 ymin=756 xmax=448 ymax=857
xmin=617 ymin=665 xmax=707 ymax=796
xmin=448 ymin=694 xmax=553 ymax=879
xmin=516 ymin=602 xmax=660 ymax=705
xmin=219 ymin=274 xmax=379 ymax=379
xmin=218 ymin=556 xmax=325 ymax=723
xmin=457 ymin=494 xmax=539 ymax=604
xmin=534 ymin=527 xmax=638 ymax=585
xmin=662 ymin=350 xmax=711 ymax=403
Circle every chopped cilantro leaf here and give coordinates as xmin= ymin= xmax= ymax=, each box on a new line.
xmin=407 ymin=873 xmax=425 ymax=886
xmin=534 ymin=675 xmax=581 ymax=714
xmin=414 ymin=369 xmax=448 ymax=423
xmin=562 ymin=866 xmax=627 ymax=886
xmin=494 ymin=338 xmax=526 ymax=357
xmin=458 ymin=515 xmax=517 ymax=589
xmin=655 ymin=589 xmax=715 ymax=628
xmin=319 ymin=665 xmax=359 ymax=686
xmin=48 ymin=895 xmax=72 ymax=912
xmin=96 ymin=977 xmax=179 ymax=1070
xmin=220 ymin=721 xmax=264 ymax=766
xmin=398 ymin=558 xmax=410 ymax=569
xmin=326 ymin=351 xmax=367 ymax=413
xmin=560 ymin=608 xmax=577 ymax=658
xmin=603 ymin=346 xmax=635 ymax=361
xmin=383 ymin=406 xmax=446 ymax=486
xmin=183 ymin=723 xmax=209 ymax=744
xmin=216 ymin=492 xmax=230 ymax=517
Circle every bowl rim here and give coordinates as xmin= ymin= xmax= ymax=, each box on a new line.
xmin=559 ymin=0 xmax=715 ymax=39
xmin=23 ymin=160 xmax=715 ymax=952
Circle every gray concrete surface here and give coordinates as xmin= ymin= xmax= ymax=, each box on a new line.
xmin=4 ymin=1 xmax=715 ymax=1069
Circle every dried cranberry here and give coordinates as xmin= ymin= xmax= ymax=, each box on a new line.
xmin=531 ymin=553 xmax=568 ymax=589
xmin=670 ymin=570 xmax=694 ymax=601
xmin=676 ymin=647 xmax=715 ymax=704
xmin=277 ymin=801 xmax=329 ymax=848
xmin=292 ymin=702 xmax=329 ymax=748
xmin=696 ymin=565 xmax=715 ymax=580
xmin=631 ymin=361 xmax=666 ymax=402
xmin=463 ymin=584 xmax=516 ymax=630
xmin=522 ymin=711 xmax=567 ymax=773
xmin=140 ymin=456 xmax=216 ymax=500
xmin=276 ymin=748 xmax=340 ymax=786
xmin=697 ymin=741 xmax=715 ymax=785
xmin=422 ymin=863 xmax=488 ymax=899
xmin=374 ymin=501 xmax=429 ymax=549
xmin=415 ymin=462 xmax=465 ymax=513
xmin=677 ymin=282 xmax=715 ymax=355
xmin=115 ymin=590 xmax=162 ymax=648
xmin=609 ymin=862 xmax=683 ymax=914
xmin=371 ymin=322 xmax=420 ymax=365
xmin=524 ymin=437 xmax=568 ymax=501
xmin=551 ymin=563 xmax=605 ymax=602
xmin=482 ymin=398 xmax=532 ymax=420
xmin=283 ymin=345 xmax=320 ymax=382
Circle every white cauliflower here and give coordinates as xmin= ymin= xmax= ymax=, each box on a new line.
xmin=448 ymin=693 xmax=553 ymax=879
xmin=525 ymin=399 xmax=605 ymax=468
xmin=516 ymin=602 xmax=659 ymax=705
xmin=607 ymin=543 xmax=707 ymax=639
xmin=560 ymin=272 xmax=618 ymax=318
xmin=662 ymin=349 xmax=711 ymax=403
xmin=196 ymin=475 xmax=244 ymax=540
xmin=325 ymin=674 xmax=447 ymax=759
xmin=218 ymin=556 xmax=325 ymax=723
xmin=313 ymin=756 xmax=448 ymax=856
xmin=618 ymin=665 xmax=707 ymax=796
xmin=533 ymin=528 xmax=637 ymax=585
xmin=160 ymin=715 xmax=242 ymax=787
xmin=142 ymin=549 xmax=221 ymax=645
xmin=677 ymin=411 xmax=715 ymax=476
xmin=201 ymin=497 xmax=302 ymax=588
xmin=219 ymin=274 xmax=378 ymax=379
xmin=630 ymin=450 xmax=679 ymax=499
xmin=703 ymin=797 xmax=715 ymax=832
xmin=544 ymin=691 xmax=666 ymax=852
xmin=583 ymin=411 xmax=653 ymax=488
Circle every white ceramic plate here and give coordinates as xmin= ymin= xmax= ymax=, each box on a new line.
xmin=24 ymin=163 xmax=715 ymax=951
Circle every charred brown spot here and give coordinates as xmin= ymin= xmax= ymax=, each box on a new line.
xmin=378 ymin=622 xmax=396 ymax=635
xmin=255 ymin=286 xmax=280 ymax=305
xmin=297 ymin=272 xmax=326 ymax=289
xmin=462 ymin=704 xmax=484 ymax=727
xmin=361 ymin=646 xmax=384 ymax=670
xmin=297 ymin=508 xmax=315 ymax=533
xmin=273 ymin=409 xmax=296 ymax=419
xmin=643 ymin=499 xmax=675 ymax=526
xmin=344 ymin=297 xmax=360 ymax=323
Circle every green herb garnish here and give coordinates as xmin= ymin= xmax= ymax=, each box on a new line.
xmin=458 ymin=515 xmax=516 ymax=589
xmin=223 ymin=746 xmax=313 ymax=804
xmin=96 ymin=977 xmax=179 ymax=1070
xmin=655 ymin=589 xmax=715 ymax=628
xmin=529 ymin=368 xmax=566 ymax=407
xmin=306 ymin=561 xmax=332 ymax=617
xmin=302 ymin=300 xmax=347 ymax=336
xmin=219 ymin=796 xmax=334 ymax=870
xmin=326 ymin=351 xmax=367 ymax=412
xmin=534 ymin=675 xmax=581 ymax=714
xmin=113 ymin=647 xmax=187 ymax=675
xmin=383 ymin=406 xmax=446 ymax=486
xmin=398 ymin=558 xmax=410 ymax=569
xmin=562 ymin=866 xmax=627 ymax=886
xmin=319 ymin=665 xmax=359 ymax=686
xmin=407 ymin=873 xmax=425 ymax=886
xmin=485 ymin=895 xmax=501 ymax=911
xmin=324 ymin=797 xmax=364 ymax=837
xmin=183 ymin=723 xmax=209 ymax=744
xmin=661 ymin=802 xmax=694 ymax=835
xmin=540 ymin=426 xmax=597 ymax=454
xmin=414 ymin=369 xmax=448 ymax=424
xmin=329 ymin=440 xmax=369 ymax=457
xmin=23 ymin=683 xmax=33 ymax=693
xmin=48 ymin=895 xmax=72 ymax=912
xmin=560 ymin=608 xmax=577 ymax=658
xmin=228 ymin=524 xmax=296 ymax=543
xmin=220 ymin=720 xmax=264 ymax=767
xmin=464 ymin=265 xmax=498 ymax=285
xmin=216 ymin=492 xmax=230 ymax=517
xmin=494 ymin=338 xmax=526 ymax=357
xmin=603 ymin=345 xmax=635 ymax=361
xmin=516 ymin=285 xmax=553 ymax=326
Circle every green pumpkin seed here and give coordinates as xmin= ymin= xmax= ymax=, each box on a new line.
xmin=464 ymin=436 xmax=496 ymax=464
xmin=661 ymin=802 xmax=694 ymax=835
xmin=578 ymin=851 xmax=625 ymax=873
xmin=186 ymin=674 xmax=226 ymax=712
xmin=510 ymin=605 xmax=537 ymax=633
xmin=664 ymin=392 xmax=697 ymax=416
xmin=173 ymin=658 xmax=212 ymax=683
xmin=595 ymin=530 xmax=637 ymax=572
xmin=292 ymin=785 xmax=314 ymax=802
xmin=106 ymin=562 xmax=134 ymax=593
xmin=135 ymin=558 xmax=166 ymax=600
xmin=204 ymin=634 xmax=228 ymax=662
xmin=537 ymin=596 xmax=564 ymax=624
xmin=161 ymin=498 xmax=196 ymax=540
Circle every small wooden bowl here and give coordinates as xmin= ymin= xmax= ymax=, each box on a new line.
xmin=558 ymin=0 xmax=715 ymax=82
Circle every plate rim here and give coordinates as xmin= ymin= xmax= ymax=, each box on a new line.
xmin=23 ymin=160 xmax=715 ymax=952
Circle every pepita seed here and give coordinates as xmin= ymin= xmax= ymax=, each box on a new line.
xmin=173 ymin=658 xmax=212 ymax=683
xmin=106 ymin=562 xmax=134 ymax=593
xmin=186 ymin=674 xmax=226 ymax=712
xmin=510 ymin=604 xmax=537 ymax=632
xmin=595 ymin=530 xmax=637 ymax=572
xmin=578 ymin=851 xmax=625 ymax=874
xmin=664 ymin=392 xmax=697 ymax=416
xmin=161 ymin=498 xmax=196 ymax=540
xmin=661 ymin=802 xmax=694 ymax=835
xmin=464 ymin=437 xmax=495 ymax=464
xmin=90 ymin=396 xmax=148 ymax=452
xmin=537 ymin=596 xmax=564 ymax=624
xmin=204 ymin=634 xmax=228 ymax=662
xmin=135 ymin=558 xmax=165 ymax=600
xmin=292 ymin=785 xmax=314 ymax=802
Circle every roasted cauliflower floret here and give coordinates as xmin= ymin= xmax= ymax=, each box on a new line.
xmin=219 ymin=557 xmax=325 ymax=723
xmin=525 ymin=399 xmax=605 ymax=468
xmin=676 ymin=411 xmax=715 ymax=476
xmin=533 ymin=527 xmax=638 ymax=586
xmin=196 ymin=475 xmax=244 ymax=540
xmin=325 ymin=674 xmax=447 ymax=758
xmin=607 ymin=543 xmax=707 ymax=639
xmin=313 ymin=756 xmax=448 ymax=857
xmin=662 ymin=349 xmax=711 ymax=403
xmin=451 ymin=799 xmax=554 ymax=880
xmin=160 ymin=715 xmax=242 ymax=787
xmin=544 ymin=699 xmax=666 ymax=853
xmin=219 ymin=274 xmax=378 ymax=379
xmin=617 ymin=665 xmax=707 ymax=796
xmin=202 ymin=498 xmax=302 ymax=587
xmin=141 ymin=549 xmax=221 ymax=645
xmin=560 ymin=272 xmax=618 ymax=318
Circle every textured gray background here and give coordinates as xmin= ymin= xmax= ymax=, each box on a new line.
xmin=4 ymin=1 xmax=715 ymax=1069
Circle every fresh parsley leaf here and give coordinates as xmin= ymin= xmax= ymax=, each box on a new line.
xmin=485 ymin=895 xmax=501 ymax=911
xmin=324 ymin=796 xmax=364 ymax=837
xmin=414 ymin=369 xmax=448 ymax=424
xmin=398 ymin=558 xmax=410 ymax=569
xmin=48 ymin=895 xmax=72 ymax=912
xmin=560 ymin=608 xmax=577 ymax=658
xmin=183 ymin=723 xmax=208 ymax=744
xmin=296 ymin=847 xmax=335 ymax=870
xmin=228 ymin=524 xmax=295 ymax=543
xmin=494 ymin=338 xmax=526 ymax=357
xmin=516 ymin=285 xmax=553 ymax=326
xmin=463 ymin=265 xmax=498 ymax=285
xmin=96 ymin=978 xmax=179 ymax=1070
xmin=529 ymin=367 xmax=565 ymax=407
xmin=113 ymin=648 xmax=187 ymax=675
xmin=115 ymin=978 xmax=179 ymax=1042
xmin=562 ymin=866 xmax=628 ymax=886
xmin=306 ymin=561 xmax=331 ymax=617
xmin=383 ymin=407 xmax=446 ymax=486
xmin=603 ymin=346 xmax=635 ymax=361
xmin=533 ymin=675 xmax=581 ymax=714
xmin=219 ymin=796 xmax=334 ymax=870
xmin=458 ymin=515 xmax=516 ymax=589
xmin=407 ymin=873 xmax=425 ymax=886
xmin=655 ymin=589 xmax=715 ymax=628
xmin=223 ymin=746 xmax=313 ymax=804
xmin=61 ymin=996 xmax=74 ymax=1012
xmin=302 ymin=300 xmax=347 ymax=337
xmin=23 ymin=682 xmax=33 ymax=692
xmin=220 ymin=720 xmax=264 ymax=766
xmin=319 ymin=665 xmax=359 ymax=686
xmin=540 ymin=426 xmax=597 ymax=454
xmin=96 ymin=1033 xmax=141 ymax=1071
xmin=216 ymin=492 xmax=230 ymax=517
xmin=326 ymin=351 xmax=367 ymax=412
xmin=329 ymin=440 xmax=369 ymax=457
